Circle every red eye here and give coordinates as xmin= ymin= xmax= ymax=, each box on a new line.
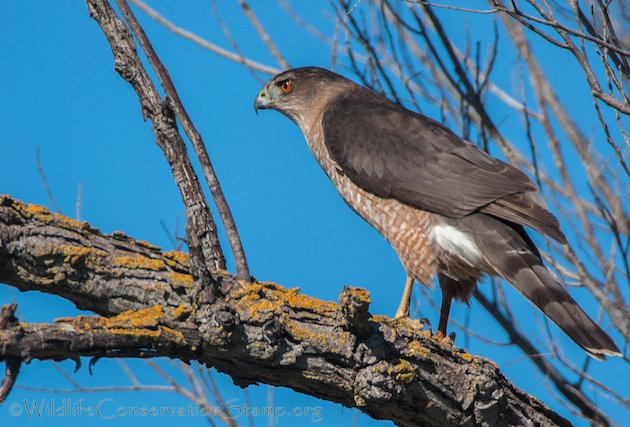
xmin=279 ymin=79 xmax=293 ymax=94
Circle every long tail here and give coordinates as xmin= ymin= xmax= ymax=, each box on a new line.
xmin=461 ymin=214 xmax=621 ymax=360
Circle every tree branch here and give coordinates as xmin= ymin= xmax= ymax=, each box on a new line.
xmin=117 ymin=0 xmax=251 ymax=281
xmin=0 ymin=303 xmax=20 ymax=404
xmin=0 ymin=195 xmax=570 ymax=426
xmin=86 ymin=0 xmax=224 ymax=300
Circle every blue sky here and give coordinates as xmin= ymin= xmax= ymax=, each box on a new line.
xmin=1 ymin=1 xmax=627 ymax=426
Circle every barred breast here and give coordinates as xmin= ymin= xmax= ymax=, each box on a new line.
xmin=303 ymin=124 xmax=438 ymax=286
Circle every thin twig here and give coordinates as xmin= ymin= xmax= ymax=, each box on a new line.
xmin=211 ymin=0 xmax=264 ymax=83
xmin=128 ymin=0 xmax=280 ymax=75
xmin=35 ymin=147 xmax=63 ymax=214
xmin=75 ymin=182 xmax=83 ymax=221
xmin=237 ymin=0 xmax=290 ymax=70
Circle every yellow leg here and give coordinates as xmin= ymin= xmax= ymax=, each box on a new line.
xmin=394 ymin=276 xmax=414 ymax=318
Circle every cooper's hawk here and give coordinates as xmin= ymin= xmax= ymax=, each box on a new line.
xmin=254 ymin=66 xmax=621 ymax=359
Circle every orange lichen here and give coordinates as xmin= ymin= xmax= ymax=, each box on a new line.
xmin=244 ymin=298 xmax=278 ymax=320
xmin=171 ymin=304 xmax=192 ymax=321
xmin=105 ymin=305 xmax=165 ymax=328
xmin=107 ymin=325 xmax=185 ymax=343
xmin=113 ymin=255 xmax=166 ymax=271
xmin=283 ymin=287 xmax=337 ymax=313
xmin=459 ymin=352 xmax=474 ymax=362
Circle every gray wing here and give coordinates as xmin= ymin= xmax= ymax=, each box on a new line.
xmin=321 ymin=98 xmax=566 ymax=243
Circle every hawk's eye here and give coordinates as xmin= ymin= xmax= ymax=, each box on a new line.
xmin=279 ymin=79 xmax=293 ymax=94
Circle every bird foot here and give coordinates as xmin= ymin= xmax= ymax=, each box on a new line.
xmin=434 ymin=330 xmax=456 ymax=346
xmin=394 ymin=307 xmax=410 ymax=319
xmin=394 ymin=310 xmax=410 ymax=319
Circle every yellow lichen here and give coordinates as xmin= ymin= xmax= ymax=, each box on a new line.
xmin=158 ymin=326 xmax=186 ymax=342
xmin=168 ymin=272 xmax=193 ymax=287
xmin=341 ymin=287 xmax=371 ymax=305
xmin=106 ymin=327 xmax=161 ymax=338
xmin=23 ymin=203 xmax=83 ymax=230
xmin=137 ymin=240 xmax=160 ymax=250
xmin=57 ymin=306 xmax=168 ymax=339
xmin=286 ymin=319 xmax=353 ymax=350
xmin=231 ymin=281 xmax=269 ymax=300
xmin=245 ymin=298 xmax=278 ymax=319
xmin=113 ymin=255 xmax=166 ymax=270
xmin=57 ymin=244 xmax=106 ymax=266
xmin=387 ymin=358 xmax=416 ymax=384
xmin=233 ymin=283 xmax=281 ymax=320
xmin=232 ymin=282 xmax=352 ymax=350
xmin=162 ymin=251 xmax=190 ymax=267
xmin=354 ymin=395 xmax=367 ymax=407
xmin=403 ymin=340 xmax=430 ymax=359
xmin=232 ymin=281 xmax=337 ymax=319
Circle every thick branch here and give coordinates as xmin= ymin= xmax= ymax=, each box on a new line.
xmin=0 ymin=195 xmax=191 ymax=315
xmin=0 ymin=195 xmax=570 ymax=426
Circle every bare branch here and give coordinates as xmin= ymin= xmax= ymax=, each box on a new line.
xmin=116 ymin=0 xmax=250 ymax=281
xmin=474 ymin=290 xmax=613 ymax=426
xmin=128 ymin=0 xmax=280 ymax=75
xmin=87 ymin=0 xmax=224 ymax=300
xmin=237 ymin=0 xmax=290 ymax=70
xmin=0 ymin=303 xmax=20 ymax=404
xmin=35 ymin=147 xmax=62 ymax=214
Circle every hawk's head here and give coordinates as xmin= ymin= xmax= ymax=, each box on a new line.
xmin=254 ymin=67 xmax=355 ymax=125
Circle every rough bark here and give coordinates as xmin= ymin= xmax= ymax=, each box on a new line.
xmin=0 ymin=195 xmax=570 ymax=427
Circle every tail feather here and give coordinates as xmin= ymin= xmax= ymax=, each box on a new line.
xmin=462 ymin=214 xmax=621 ymax=360
xmin=481 ymin=193 xmax=567 ymax=244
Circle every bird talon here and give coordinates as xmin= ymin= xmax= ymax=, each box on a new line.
xmin=419 ymin=317 xmax=432 ymax=333
xmin=433 ymin=330 xmax=454 ymax=345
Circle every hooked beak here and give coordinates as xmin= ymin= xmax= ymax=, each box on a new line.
xmin=254 ymin=86 xmax=273 ymax=115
